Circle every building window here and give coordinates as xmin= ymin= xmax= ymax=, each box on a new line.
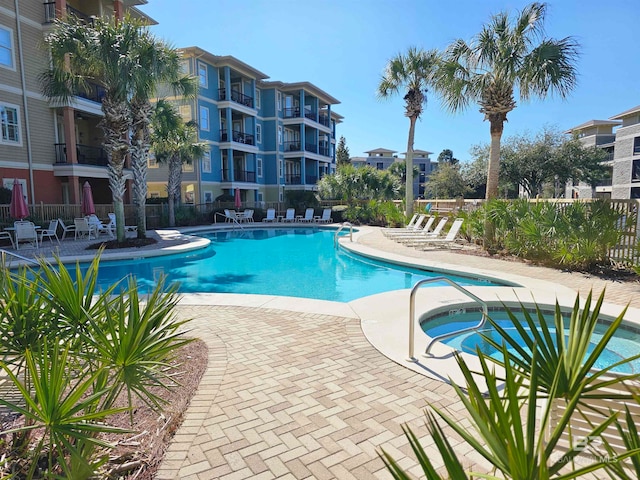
xmin=198 ymin=62 xmax=208 ymax=88
xmin=0 ymin=27 xmax=14 ymax=69
xmin=201 ymin=151 xmax=211 ymax=173
xmin=150 ymin=192 xmax=160 ymax=199
xmin=255 ymin=89 xmax=261 ymax=109
xmin=148 ymin=155 xmax=158 ymax=168
xmin=278 ymin=125 xmax=283 ymax=145
xmin=204 ymin=191 xmax=213 ymax=203
xmin=199 ymin=106 xmax=209 ymax=131
xmin=180 ymin=59 xmax=189 ymax=74
xmin=634 ymin=137 xmax=640 ymax=155
xmin=0 ymin=103 xmax=20 ymax=144
xmin=257 ymin=157 xmax=263 ymax=178
xmin=376 ymin=162 xmax=383 ymax=170
xmin=279 ymin=159 xmax=283 ymax=178
xmin=277 ymin=92 xmax=282 ymax=111
xmin=183 ymin=163 xmax=194 ymax=173
xmin=256 ymin=124 xmax=262 ymax=144
xmin=633 ymin=160 xmax=640 ymax=182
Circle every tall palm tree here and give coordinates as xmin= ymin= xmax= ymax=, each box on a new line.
xmin=437 ymin=2 xmax=579 ymax=202
xmin=130 ymin=38 xmax=197 ymax=239
xmin=151 ymin=100 xmax=208 ymax=227
xmin=377 ymin=47 xmax=440 ymax=218
xmin=42 ymin=16 xmax=147 ymax=243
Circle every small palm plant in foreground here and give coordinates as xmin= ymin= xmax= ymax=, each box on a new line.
xmin=380 ymin=290 xmax=640 ymax=479
xmin=0 ymin=254 xmax=191 ymax=478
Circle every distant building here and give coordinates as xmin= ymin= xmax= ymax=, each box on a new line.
xmin=350 ymin=148 xmax=436 ymax=198
xmin=147 ymin=46 xmax=342 ymax=205
xmin=565 ymin=105 xmax=640 ymax=199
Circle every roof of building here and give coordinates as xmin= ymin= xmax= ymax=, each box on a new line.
xmin=179 ymin=47 xmax=270 ymax=80
xmin=563 ymin=119 xmax=622 ymax=134
xmin=609 ymin=105 xmax=640 ymax=120
xmin=364 ymin=148 xmax=397 ymax=155
xmin=260 ymin=81 xmax=340 ymax=105
xmin=401 ymin=149 xmax=434 ymax=156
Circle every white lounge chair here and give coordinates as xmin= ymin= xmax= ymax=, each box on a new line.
xmin=87 ymin=214 xmax=113 ymax=238
xmin=314 ymin=208 xmax=333 ymax=224
xmin=74 ymin=217 xmax=95 ymax=240
xmin=39 ymin=219 xmax=60 ymax=244
xmin=413 ymin=218 xmax=465 ymax=249
xmin=0 ymin=230 xmax=15 ymax=249
xmin=401 ymin=217 xmax=449 ymax=244
xmin=14 ymin=221 xmax=38 ymax=250
xmin=224 ymin=209 xmax=239 ymax=223
xmin=58 ymin=218 xmax=75 ymax=240
xmin=297 ymin=208 xmax=314 ymax=223
xmin=282 ymin=208 xmax=295 ymax=222
xmin=383 ymin=214 xmax=427 ymax=236
xmin=107 ymin=212 xmax=138 ymax=234
xmin=394 ymin=216 xmax=438 ymax=242
xmin=262 ymin=208 xmax=276 ymax=222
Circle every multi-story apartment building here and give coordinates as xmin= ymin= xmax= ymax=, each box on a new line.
xmin=565 ymin=105 xmax=640 ymax=199
xmin=0 ymin=0 xmax=154 ymax=205
xmin=146 ymin=46 xmax=342 ymax=205
xmin=351 ymin=148 xmax=436 ymax=198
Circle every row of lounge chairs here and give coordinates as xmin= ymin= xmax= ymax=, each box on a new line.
xmin=383 ymin=213 xmax=465 ymax=249
xmin=261 ymin=208 xmax=333 ymax=224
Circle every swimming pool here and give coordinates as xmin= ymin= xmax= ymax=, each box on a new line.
xmin=421 ymin=307 xmax=640 ymax=373
xmin=90 ymin=227 xmax=504 ymax=302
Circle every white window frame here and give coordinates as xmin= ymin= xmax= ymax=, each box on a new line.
xmin=278 ymin=125 xmax=283 ymax=145
xmin=277 ymin=92 xmax=282 ymax=111
xmin=0 ymin=26 xmax=15 ymax=70
xmin=199 ymin=106 xmax=210 ymax=131
xmin=255 ymin=89 xmax=261 ymax=109
xmin=256 ymin=124 xmax=262 ymax=144
xmin=257 ymin=157 xmax=263 ymax=178
xmin=279 ymin=159 xmax=283 ymax=178
xmin=0 ymin=102 xmax=21 ymax=145
xmin=148 ymin=155 xmax=158 ymax=168
xmin=183 ymin=162 xmax=194 ymax=173
xmin=201 ymin=151 xmax=211 ymax=173
xmin=198 ymin=62 xmax=208 ymax=88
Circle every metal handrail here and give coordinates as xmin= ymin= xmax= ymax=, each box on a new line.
xmin=0 ymin=249 xmax=40 ymax=266
xmin=213 ymin=212 xmax=245 ymax=229
xmin=334 ymin=222 xmax=353 ymax=247
xmin=407 ymin=277 xmax=488 ymax=361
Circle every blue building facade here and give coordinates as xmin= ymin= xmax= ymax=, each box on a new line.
xmin=146 ymin=47 xmax=342 ymax=205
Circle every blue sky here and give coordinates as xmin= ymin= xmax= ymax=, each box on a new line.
xmin=140 ymin=0 xmax=639 ymax=163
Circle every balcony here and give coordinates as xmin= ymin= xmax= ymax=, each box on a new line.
xmin=218 ymin=88 xmax=254 ymax=108
xmin=284 ymin=141 xmax=301 ymax=152
xmin=318 ymin=114 xmax=330 ymax=127
xmin=285 ymin=174 xmax=302 ymax=185
xmin=318 ymin=142 xmax=330 ymax=157
xmin=44 ymin=2 xmax=93 ymax=23
xmin=221 ymin=169 xmax=256 ymax=183
xmin=55 ymin=143 xmax=108 ymax=166
xmin=219 ymin=129 xmax=255 ymax=145
xmin=284 ymin=107 xmax=301 ymax=119
xmin=305 ymin=142 xmax=317 ymax=154
xmin=305 ymin=175 xmax=318 ymax=184
xmin=304 ymin=110 xmax=317 ymax=121
xmin=75 ymin=82 xmax=106 ymax=103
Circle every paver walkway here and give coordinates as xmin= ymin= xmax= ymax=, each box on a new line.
xmin=156 ymin=306 xmax=485 ymax=479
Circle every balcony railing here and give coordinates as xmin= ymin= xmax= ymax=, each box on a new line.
xmin=596 ymin=178 xmax=613 ymax=187
xmin=55 ymin=143 xmax=108 ymax=166
xmin=44 ymin=2 xmax=93 ymax=23
xmin=319 ymin=141 xmax=330 ymax=157
xmin=285 ymin=174 xmax=302 ymax=185
xmin=305 ymin=175 xmax=318 ymax=184
xmin=305 ymin=142 xmax=317 ymax=153
xmin=284 ymin=141 xmax=301 ymax=152
xmin=219 ymin=129 xmax=255 ymax=145
xmin=218 ymin=88 xmax=254 ymax=108
xmin=304 ymin=110 xmax=316 ymax=121
xmin=75 ymin=82 xmax=106 ymax=103
xmin=284 ymin=107 xmax=301 ymax=119
xmin=318 ymin=114 xmax=330 ymax=127
xmin=221 ymin=169 xmax=256 ymax=183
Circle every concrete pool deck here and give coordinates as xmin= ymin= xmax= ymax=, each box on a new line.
xmin=3 ymin=224 xmax=639 ymax=478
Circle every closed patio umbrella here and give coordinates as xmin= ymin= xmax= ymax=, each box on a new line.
xmin=82 ymin=181 xmax=96 ymax=216
xmin=234 ymin=188 xmax=241 ymax=209
xmin=9 ymin=179 xmax=29 ymax=220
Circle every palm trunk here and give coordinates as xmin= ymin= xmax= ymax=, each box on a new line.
xmin=130 ymin=98 xmax=152 ymax=239
xmin=405 ymin=116 xmax=417 ymax=218
xmin=101 ymin=98 xmax=130 ymax=243
xmin=484 ymin=116 xmax=505 ymax=249
xmin=167 ymin=154 xmax=182 ymax=227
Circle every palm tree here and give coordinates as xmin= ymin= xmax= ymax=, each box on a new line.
xmin=151 ymin=100 xmax=208 ymax=227
xmin=377 ymin=47 xmax=440 ymax=218
xmin=42 ymin=15 xmax=147 ymax=243
xmin=130 ymin=37 xmax=198 ymax=239
xmin=437 ymin=2 xmax=579 ymax=202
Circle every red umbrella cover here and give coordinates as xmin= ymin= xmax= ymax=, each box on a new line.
xmin=9 ymin=179 xmax=29 ymax=220
xmin=82 ymin=181 xmax=96 ymax=216
xmin=234 ymin=188 xmax=241 ymax=208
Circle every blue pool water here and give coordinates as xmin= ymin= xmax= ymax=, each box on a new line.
xmin=89 ymin=228 xmax=503 ymax=302
xmin=421 ymin=309 xmax=640 ymax=373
